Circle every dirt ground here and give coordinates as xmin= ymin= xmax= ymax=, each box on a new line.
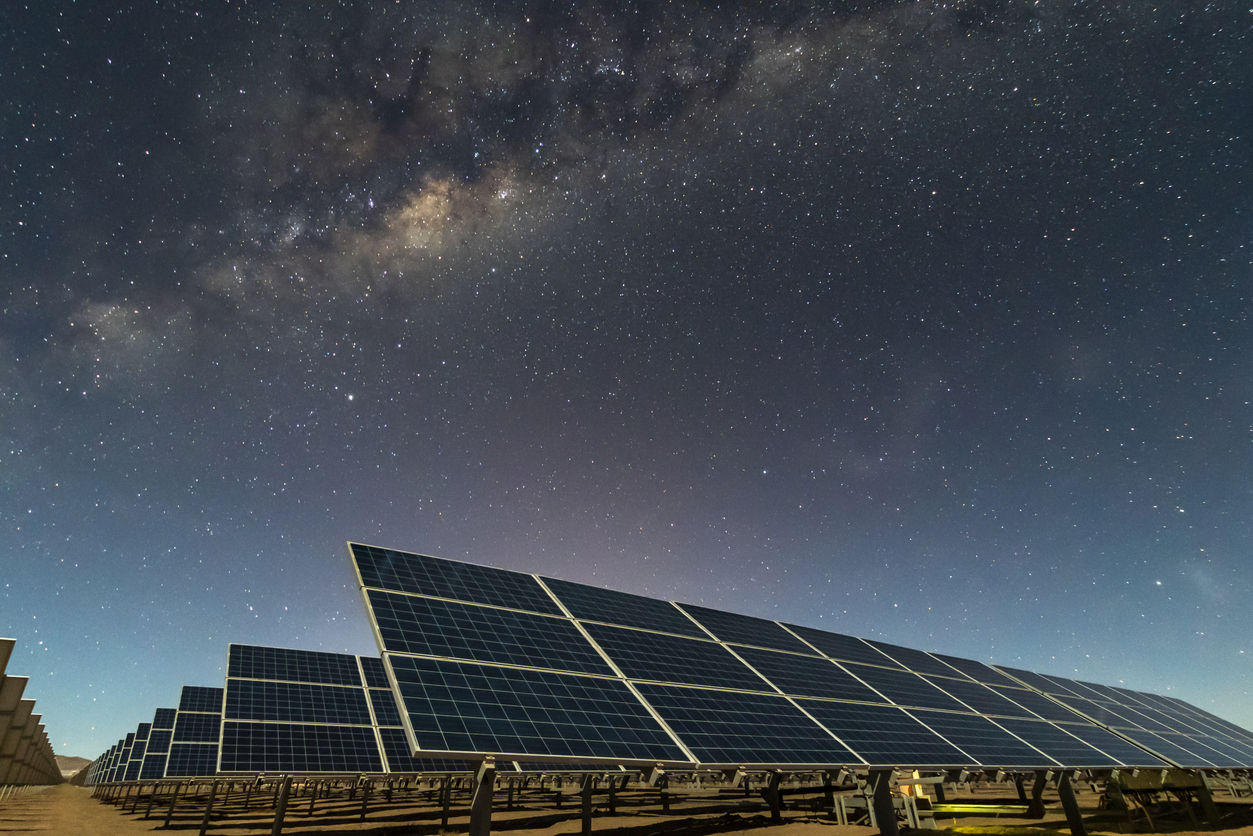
xmin=4 ymin=781 xmax=1253 ymax=836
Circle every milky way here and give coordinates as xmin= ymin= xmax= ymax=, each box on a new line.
xmin=2 ymin=0 xmax=1250 ymax=756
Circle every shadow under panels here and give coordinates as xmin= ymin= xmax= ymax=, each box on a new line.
xmin=351 ymin=544 xmax=1241 ymax=770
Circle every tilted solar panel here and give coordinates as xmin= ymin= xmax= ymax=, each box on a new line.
xmin=165 ymin=686 xmax=224 ymax=777
xmin=351 ymin=542 xmax=1249 ymax=771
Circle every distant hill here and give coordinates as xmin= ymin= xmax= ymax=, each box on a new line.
xmin=56 ymin=755 xmax=90 ymax=780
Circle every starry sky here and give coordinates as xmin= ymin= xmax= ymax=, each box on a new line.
xmin=3 ymin=0 xmax=1250 ymax=758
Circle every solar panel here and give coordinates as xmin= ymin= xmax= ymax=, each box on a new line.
xmin=388 ymin=655 xmax=688 ymax=762
xmin=141 ymin=707 xmax=177 ymax=780
xmin=367 ymin=588 xmax=612 ymax=675
xmin=635 ymin=684 xmax=856 ymax=765
xmin=360 ymin=656 xmax=391 ymax=689
xmin=540 ymin=576 xmax=706 ymax=637
xmin=220 ymin=723 xmax=383 ymax=773
xmin=165 ymin=686 xmax=224 ymax=777
xmin=923 ymin=676 xmax=1041 ymax=718
xmin=796 ymin=701 xmax=967 ymax=766
xmin=226 ymin=679 xmax=374 ymax=725
xmin=223 ymin=643 xmax=446 ymax=774
xmin=866 ymin=641 xmax=973 ymax=680
xmin=178 ymin=685 xmax=224 ymax=713
xmin=731 ymin=646 xmax=884 ymax=703
xmin=352 ymin=543 xmax=1253 ymax=772
xmin=352 ymin=543 xmax=561 ymax=614
xmin=909 ymin=710 xmax=1056 ymax=767
xmin=930 ymin=654 xmax=1023 ymax=687
xmin=988 ymin=686 xmax=1084 ymax=723
xmin=677 ymin=603 xmax=812 ymax=653
xmin=784 ymin=625 xmax=905 ymax=668
xmin=369 ymin=688 xmax=404 ymax=727
xmin=841 ymin=662 xmax=973 ymax=712
xmin=583 ymin=623 xmax=769 ymax=690
xmin=991 ymin=718 xmax=1136 ymax=768
xmin=228 ymin=643 xmax=363 ymax=686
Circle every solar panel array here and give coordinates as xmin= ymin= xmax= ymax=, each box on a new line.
xmin=141 ymin=708 xmax=177 ymax=779
xmin=166 ymin=686 xmax=224 ymax=777
xmin=351 ymin=543 xmax=1253 ymax=771
xmin=222 ymin=643 xmax=401 ymax=773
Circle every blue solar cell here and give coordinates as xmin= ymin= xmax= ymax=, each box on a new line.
xmin=924 ymin=677 xmax=1039 ymax=718
xmin=584 ymin=623 xmax=768 ymax=690
xmin=909 ymin=710 xmax=1057 ymax=767
xmin=677 ymin=604 xmax=811 ymax=653
xmin=542 ymin=576 xmax=705 ymax=637
xmin=929 ymin=655 xmax=1022 ymax=687
xmin=796 ymin=700 xmax=968 ymax=766
xmin=173 ymin=712 xmax=221 ymax=743
xmin=219 ymin=722 xmax=383 ymax=773
xmin=732 ymin=646 xmax=883 ymax=703
xmin=140 ymin=754 xmax=168 ymax=780
xmin=135 ymin=722 xmax=152 ymax=741
xmin=1056 ymin=723 xmax=1169 ymax=767
xmin=993 ymin=666 xmax=1066 ymax=694
xmin=146 ymin=729 xmax=173 ymax=755
xmin=1152 ymin=732 xmax=1246 ymax=768
xmin=784 ymin=626 xmax=904 ymax=668
xmin=179 ymin=686 xmax=224 ymax=713
xmin=152 ymin=707 xmax=178 ymax=730
xmin=370 ymin=688 xmax=404 ymax=727
xmin=352 ymin=543 xmax=561 ymax=614
xmin=225 ymin=679 xmax=373 ymax=725
xmin=987 ymin=686 xmax=1081 ymax=723
xmin=360 ymin=656 xmax=391 ymax=689
xmin=388 ymin=655 xmax=687 ymax=762
xmin=866 ymin=641 xmax=972 ymax=679
xmin=229 ymin=644 xmax=363 ymax=686
xmin=166 ymin=743 xmax=219 ymax=777
xmin=1052 ymin=695 xmax=1148 ymax=730
xmin=992 ymin=718 xmax=1127 ymax=767
xmin=637 ymin=684 xmax=856 ymax=765
xmin=1121 ymin=730 xmax=1217 ymax=767
xmin=841 ymin=662 xmax=971 ymax=712
xmin=366 ymin=588 xmax=613 ymax=676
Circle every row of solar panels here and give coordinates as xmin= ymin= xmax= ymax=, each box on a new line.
xmin=351 ymin=544 xmax=1253 ymax=772
xmin=84 ymin=544 xmax=1253 ymax=782
xmin=1 ymin=638 xmax=62 ymax=786
xmin=83 ymin=645 xmax=472 ymax=784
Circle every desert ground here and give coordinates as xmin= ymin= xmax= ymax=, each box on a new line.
xmin=4 ymin=777 xmax=1253 ymax=836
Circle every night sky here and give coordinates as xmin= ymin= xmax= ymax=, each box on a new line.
xmin=3 ymin=1 xmax=1250 ymax=758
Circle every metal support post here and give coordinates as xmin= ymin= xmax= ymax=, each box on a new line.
xmin=581 ymin=773 xmax=595 ymax=836
xmin=1197 ymin=772 xmax=1221 ymax=827
xmin=271 ymin=776 xmax=293 ymax=836
xmin=469 ymin=760 xmax=496 ymax=836
xmin=1027 ymin=770 xmax=1049 ymax=818
xmin=869 ymin=769 xmax=899 ymax=836
xmin=164 ymin=781 xmax=184 ymax=829
xmin=1056 ymin=771 xmax=1088 ymax=836
xmin=761 ymin=772 xmax=783 ymax=823
xmin=360 ymin=781 xmax=371 ymax=822
xmin=199 ymin=780 xmax=219 ymax=836
xmin=441 ymin=776 xmax=452 ymax=832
